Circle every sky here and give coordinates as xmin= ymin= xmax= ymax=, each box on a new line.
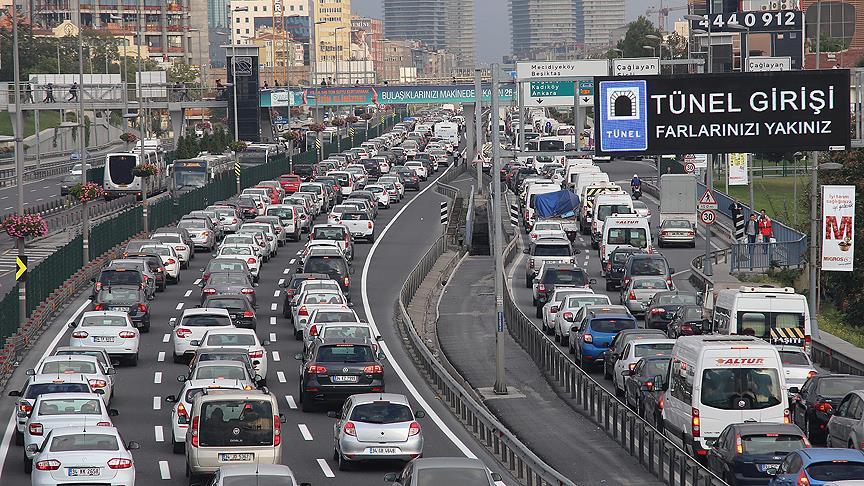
xmin=351 ymin=0 xmax=655 ymax=63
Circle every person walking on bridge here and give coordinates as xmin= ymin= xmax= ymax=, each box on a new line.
xmin=758 ymin=209 xmax=774 ymax=254
xmin=67 ymin=81 xmax=78 ymax=102
xmin=745 ymin=213 xmax=759 ymax=270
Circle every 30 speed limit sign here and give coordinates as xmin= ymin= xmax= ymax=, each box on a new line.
xmin=685 ymin=162 xmax=696 ymax=173
xmin=700 ymin=210 xmax=716 ymax=225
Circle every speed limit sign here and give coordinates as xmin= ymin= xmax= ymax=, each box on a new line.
xmin=700 ymin=210 xmax=716 ymax=225
xmin=685 ymin=162 xmax=696 ymax=173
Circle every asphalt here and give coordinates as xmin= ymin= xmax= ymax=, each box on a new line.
xmin=0 ymin=157 xmax=516 ymax=486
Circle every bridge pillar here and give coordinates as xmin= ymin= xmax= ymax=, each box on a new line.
xmin=465 ymin=103 xmax=476 ymax=157
xmin=168 ymin=103 xmax=185 ymax=147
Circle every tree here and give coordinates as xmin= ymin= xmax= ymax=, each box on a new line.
xmin=615 ymin=16 xmax=663 ymax=59
xmin=168 ymin=61 xmax=200 ymax=85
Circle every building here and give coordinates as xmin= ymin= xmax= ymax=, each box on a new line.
xmin=377 ymin=38 xmax=415 ymax=83
xmin=583 ymin=0 xmax=624 ymax=48
xmin=230 ymin=0 xmax=307 ymax=44
xmin=509 ymin=0 xmax=581 ymax=59
xmin=800 ymin=0 xmax=863 ymax=68
xmin=311 ymin=0 xmax=352 ymax=84
xmin=250 ymin=26 xmax=304 ymax=85
xmin=382 ymin=0 xmax=475 ymax=67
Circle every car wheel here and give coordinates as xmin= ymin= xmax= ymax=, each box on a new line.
xmin=24 ymin=456 xmax=32 ymax=474
xmin=535 ymin=306 xmax=542 ymax=319
xmin=561 ymin=335 xmax=569 ymax=347
xmin=142 ymin=322 xmax=150 ymax=333
xmin=172 ymin=438 xmax=184 ymax=454
xmin=128 ymin=353 xmax=139 ymax=367
xmin=301 ymin=398 xmax=315 ymax=413
xmin=568 ymin=341 xmax=575 ymax=355
xmin=554 ymin=331 xmax=560 ymax=343
xmin=173 ymin=353 xmax=183 ymax=364
xmin=333 ymin=446 xmax=339 ymax=461
xmin=294 ymin=329 xmax=303 ymax=340
xmin=605 ymin=281 xmax=613 ymax=291
xmin=368 ymin=232 xmax=375 ymax=243
xmin=14 ymin=429 xmax=23 ymax=446
xmin=337 ymin=450 xmax=352 ymax=471
xmin=525 ymin=275 xmax=532 ymax=288
xmin=603 ymin=362 xmax=612 ymax=380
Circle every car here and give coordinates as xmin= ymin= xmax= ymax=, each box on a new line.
xmin=199 ymin=272 xmax=257 ymax=307
xmin=240 ymin=223 xmax=278 ymax=257
xmin=23 ymin=392 xmax=118 ymax=471
xmin=310 ymin=224 xmax=355 ymax=260
xmin=529 ymin=221 xmax=567 ymax=242
xmin=59 ymin=174 xmax=79 ymax=196
xmin=405 ymin=161 xmax=427 ymax=180
xmin=181 ymin=360 xmax=260 ymax=388
xmin=328 ymin=393 xmax=425 ymax=470
xmin=164 ymin=378 xmax=249 ymax=454
xmin=237 ymin=196 xmax=260 ymax=219
xmin=552 ymin=293 xmax=612 ymax=345
xmin=32 ymin=355 xmax=115 ymax=405
xmin=602 ymin=328 xmax=667 ymax=380
xmin=172 ymin=308 xmax=235 ymax=363
xmin=292 ymin=290 xmax=351 ymax=339
xmin=279 ymin=173 xmax=303 ymax=193
xmin=296 ymin=337 xmax=385 ymax=412
xmin=828 ymin=390 xmax=864 ymax=450
xmin=621 ymin=253 xmax=674 ymax=291
xmin=532 ymin=263 xmax=594 ymax=318
xmin=604 ymin=247 xmax=644 ymax=290
xmin=540 ymin=288 xmax=592 ymax=335
xmin=347 ymin=191 xmax=379 ymax=218
xmin=207 ymin=205 xmax=242 ymax=233
xmin=395 ymin=168 xmax=420 ymax=190
xmin=202 ymin=294 xmax=257 ymax=329
xmin=379 ymin=180 xmax=402 ymax=202
xmin=177 ymin=217 xmax=217 ymax=251
xmin=205 ymin=464 xmax=311 ymax=486
xmin=200 ymin=258 xmax=252 ymax=282
xmin=192 ymin=328 xmax=269 ymax=382
xmin=213 ymin=245 xmax=261 ymax=282
xmin=621 ymin=276 xmax=673 ymax=316
xmin=92 ymin=286 xmax=151 ymax=332
xmin=667 ymin=305 xmax=709 ymax=338
xmin=137 ymin=245 xmax=181 ymax=284
xmin=769 ymin=448 xmax=864 ymax=486
xmin=383 ymin=457 xmax=504 ymax=485
xmin=572 ymin=305 xmax=637 ymax=369
xmin=778 ymin=346 xmax=818 ymax=390
xmin=151 ymin=233 xmax=192 ymax=269
xmin=707 ymin=422 xmax=809 ymax=486
xmin=301 ymin=249 xmax=352 ymax=294
xmin=644 ymin=291 xmax=700 ymax=331
xmin=8 ymin=375 xmax=96 ymax=446
xmin=658 ymin=218 xmax=696 ymax=248
xmin=612 ymin=338 xmax=674 ymax=396
xmin=523 ymin=237 xmax=576 ymax=288
xmin=91 ymin=267 xmax=147 ymax=301
xmin=623 ymin=355 xmax=670 ymax=419
xmin=28 ymin=426 xmax=139 ymax=486
xmin=52 ymin=347 xmax=112 ymax=371
xmin=632 ymin=200 xmax=651 ymax=219
xmin=304 ymin=308 xmax=360 ymax=347
xmin=68 ymin=311 xmax=140 ymax=366
xmin=264 ymin=204 xmax=301 ymax=241
xmin=364 ymin=184 xmax=391 ymax=208
xmin=105 ymin=259 xmax=157 ymax=298
xmin=186 ymin=348 xmax=259 ymax=385
xmin=220 ymin=233 xmax=267 ymax=261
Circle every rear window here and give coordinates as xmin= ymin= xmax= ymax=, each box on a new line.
xmin=607 ymin=228 xmax=648 ymax=248
xmin=740 ymin=434 xmax=806 ymax=455
xmin=314 ymin=311 xmax=356 ymax=323
xmin=350 ymin=402 xmax=413 ymax=424
xmin=632 ymin=278 xmax=669 ymax=290
xmin=209 ymin=261 xmax=247 ymax=272
xmin=806 ymin=462 xmax=864 ymax=481
xmin=818 ymin=377 xmax=864 ymax=397
xmin=99 ymin=270 xmax=141 ymax=285
xmin=613 ymin=251 xmax=638 ymax=264
xmin=591 ymin=318 xmax=636 ymax=333
xmin=50 ymin=433 xmax=119 ymax=452
xmin=313 ymin=227 xmax=347 ymax=240
xmin=80 ymin=316 xmax=127 ymax=327
xmin=181 ymin=315 xmax=232 ymax=327
xmin=656 ymin=294 xmax=697 ymax=305
xmin=199 ymin=399 xmax=274 ymax=446
xmin=597 ymin=205 xmax=633 ymax=221
xmin=41 ymin=361 xmax=97 ymax=374
xmin=205 ymin=334 xmax=257 ymax=347
xmin=322 ymin=326 xmax=370 ymax=340
xmin=533 ymin=244 xmax=571 ymax=257
xmin=208 ymin=274 xmax=249 ymax=286
xmin=39 ymin=398 xmax=101 ymax=415
xmin=205 ymin=298 xmax=247 ymax=311
xmin=25 ymin=383 xmax=89 ymax=399
xmin=634 ymin=343 xmax=674 ymax=357
xmin=343 ymin=212 xmax=369 ymax=221
xmin=544 ymin=269 xmax=587 ymax=286
xmin=779 ymin=350 xmax=810 ymax=366
xmin=97 ymin=288 xmax=140 ymax=302
xmin=317 ymin=345 xmax=375 ymax=362
xmin=194 ymin=365 xmax=247 ymax=380
xmin=304 ymin=293 xmax=344 ymax=305
xmin=566 ymin=296 xmax=610 ymax=308
xmin=416 ymin=469 xmax=490 ymax=485
xmin=304 ymin=257 xmax=348 ymax=276
xmin=629 ymin=258 xmax=669 ymax=276
xmin=267 ymin=208 xmax=293 ymax=220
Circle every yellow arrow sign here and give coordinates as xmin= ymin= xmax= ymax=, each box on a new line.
xmin=15 ymin=255 xmax=27 ymax=282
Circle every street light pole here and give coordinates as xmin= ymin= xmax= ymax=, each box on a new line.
xmin=490 ymin=64 xmax=507 ymax=395
xmin=810 ymin=1 xmax=823 ymax=321
xmin=474 ymin=68 xmax=483 ymax=195
xmin=11 ymin=2 xmax=27 ymax=322
xmin=78 ymin=0 xmax=91 ymax=265
xmin=136 ymin=0 xmax=148 ymax=234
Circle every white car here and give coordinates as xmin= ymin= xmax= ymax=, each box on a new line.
xmin=529 ymin=221 xmax=568 ymax=242
xmin=329 ymin=204 xmax=356 ymax=224
xmin=29 ymin=426 xmax=138 ymax=486
xmin=264 ymin=205 xmax=300 ymax=241
xmin=68 ymin=311 xmax=140 ymax=366
xmin=555 ymin=293 xmax=612 ymax=346
xmin=301 ymin=240 xmax=346 ymax=262
xmin=9 ymin=374 xmax=97 ymax=445
xmin=23 ymin=393 xmax=116 ymax=469
xmin=613 ymin=338 xmax=676 ymax=394
xmin=32 ymin=355 xmax=115 ymax=405
xmin=338 ymin=210 xmax=375 ymax=241
xmin=778 ymin=345 xmax=818 ymax=389
xmin=291 ymin=290 xmax=350 ymax=339
xmin=379 ymin=176 xmax=405 ymax=198
xmin=632 ymin=200 xmax=651 ymax=219
xmin=172 ymin=308 xmax=235 ymax=363
xmin=365 ymin=184 xmax=392 ymax=208
xmin=540 ymin=289 xmax=589 ymax=335
xmin=214 ymin=245 xmax=261 ymax=280
xmin=164 ymin=378 xmax=248 ymax=453
xmin=405 ymin=161 xmax=428 ymax=180
xmin=240 ymin=190 xmax=270 ymax=214
xmin=221 ymin=234 xmax=268 ymax=262
xmin=303 ymin=308 xmax=359 ymax=346
xmin=151 ymin=233 xmax=191 ymax=269
xmin=255 ymin=216 xmax=287 ymax=246
xmin=194 ymin=328 xmax=269 ymax=381
xmin=139 ymin=244 xmax=180 ymax=283
xmin=240 ymin=223 xmax=279 ymax=257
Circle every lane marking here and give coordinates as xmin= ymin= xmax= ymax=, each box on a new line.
xmin=154 ymin=372 xmax=162 ymax=384
xmin=194 ymin=279 xmax=201 ymax=285
xmin=153 ymin=396 xmax=161 ymax=410
xmin=361 ymin=164 xmax=477 ymax=459
xmin=317 ymin=459 xmax=335 ymax=478
xmin=162 ymin=333 xmax=170 ymax=343
xmin=274 ymin=290 xmax=281 ymax=297
xmin=272 ymin=351 xmax=281 ymax=362
xmin=270 ymin=317 xmax=277 ymax=326
xmin=175 ymin=302 xmax=184 ymax=310
xmin=159 ymin=460 xmax=171 ymax=480
xmin=285 ymin=395 xmax=297 ymax=409
xmin=184 ymin=290 xmax=192 ymax=298
xmin=298 ymin=424 xmax=313 ymax=441
xmin=154 ymin=425 xmax=164 ymax=442
xmin=169 ymin=317 xmax=177 ymax=324
xmin=269 ymin=332 xmax=277 ymax=342
xmin=277 ymin=371 xmax=286 ymax=383
xmin=157 ymin=352 xmax=165 ymax=362
xmin=278 ymin=278 xmax=285 ymax=286
xmin=283 ymin=268 xmax=290 ymax=274
xmin=271 ymin=303 xmax=278 ymax=311
xmin=296 ymin=250 xmax=303 ymax=255
xmin=289 ymin=259 xmax=296 ymax=265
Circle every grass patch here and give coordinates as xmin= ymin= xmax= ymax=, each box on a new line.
xmin=0 ymin=110 xmax=64 ymax=138
xmin=817 ymin=306 xmax=864 ymax=349
xmin=726 ymin=176 xmax=809 ymax=231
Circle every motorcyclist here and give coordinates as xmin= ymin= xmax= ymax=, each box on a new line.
xmin=630 ymin=174 xmax=641 ymax=191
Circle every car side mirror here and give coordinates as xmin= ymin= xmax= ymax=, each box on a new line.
xmin=199 ymin=268 xmax=205 ymax=272
xmin=522 ymin=249 xmax=529 ymax=254
xmin=294 ymin=353 xmax=304 ymax=361
xmin=189 ymin=340 xmax=200 ymax=347
xmin=279 ymin=413 xmax=287 ymax=423
xmin=326 ymin=411 xmax=339 ymax=418
xmin=491 ymin=473 xmax=503 ymax=482
xmin=378 ymin=353 xmax=387 ymax=360
xmin=68 ymin=322 xmax=76 ymax=329
xmin=165 ymin=395 xmax=177 ymax=403
xmin=670 ymin=267 xmax=676 ymax=274
xmin=573 ymin=248 xmax=581 ymax=255
xmin=589 ymin=278 xmax=597 ymax=285
xmin=105 ymin=368 xmax=116 ymax=375
xmin=621 ymin=369 xmax=634 ymax=376
xmin=177 ymin=375 xmax=188 ymax=382
xmin=8 ymin=390 xmax=20 ymax=397
xmin=384 ymin=473 xmax=399 ymax=483
xmin=25 ymin=444 xmax=39 ymax=454
xmin=198 ymin=281 xmax=205 ymax=288
xmin=26 ymin=369 xmax=35 ymax=376
xmin=789 ymin=386 xmax=800 ymax=394
xmin=127 ymin=441 xmax=140 ymax=450
xmin=94 ymin=389 xmax=105 ymax=395
xmin=415 ymin=410 xmax=426 ymax=418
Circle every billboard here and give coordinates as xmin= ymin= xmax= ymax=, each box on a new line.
xmin=594 ymin=70 xmax=851 ymax=155
xmin=727 ymin=153 xmax=749 ymax=186
xmin=259 ymin=84 xmax=516 ymax=107
xmin=821 ymin=185 xmax=856 ymax=272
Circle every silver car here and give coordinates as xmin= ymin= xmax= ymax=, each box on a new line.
xmin=209 ymin=464 xmax=311 ymax=486
xmin=828 ymin=390 xmax=864 ymax=449
xmin=778 ymin=345 xmax=817 ymax=389
xmin=621 ymin=276 xmax=673 ymax=317
xmin=29 ymin=425 xmax=139 ymax=486
xmin=657 ymin=219 xmax=696 ymax=248
xmin=178 ymin=218 xmax=217 ymax=252
xmin=328 ymin=393 xmax=425 ymax=470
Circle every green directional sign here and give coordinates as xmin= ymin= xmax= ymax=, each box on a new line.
xmin=529 ymin=81 xmax=575 ymax=98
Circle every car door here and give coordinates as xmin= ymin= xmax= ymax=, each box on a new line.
xmin=772 ymin=453 xmax=803 ymax=486
xmin=707 ymin=426 xmax=730 ymax=475
xmin=614 ymin=343 xmax=632 ymax=389
xmin=832 ymin=395 xmax=856 ymax=446
xmin=848 ymin=395 xmax=864 ymax=448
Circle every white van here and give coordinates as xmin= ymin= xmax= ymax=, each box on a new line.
xmin=578 ymin=181 xmax=621 ymax=235
xmin=661 ymin=336 xmax=790 ymax=457
xmin=523 ymin=182 xmax=561 ymax=229
xmin=573 ymin=172 xmax=610 ymax=199
xmin=591 ymin=193 xmax=635 ymax=248
xmin=434 ymin=121 xmax=460 ymax=146
xmin=565 ymin=162 xmax=600 ymax=189
xmin=600 ymin=215 xmax=652 ymax=265
xmin=712 ymin=287 xmax=811 ymax=352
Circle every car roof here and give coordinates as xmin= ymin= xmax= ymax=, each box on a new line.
xmin=181 ymin=308 xmax=231 ymax=317
xmin=350 ymin=393 xmax=410 ymax=406
xmin=41 ymin=354 xmax=99 ymax=363
xmin=727 ymin=422 xmax=805 ymax=435
xmin=48 ymin=425 xmax=119 ymax=436
xmin=196 ymin=359 xmax=247 ymax=368
xmin=80 ymin=310 xmax=128 ymax=318
xmin=204 ymin=327 xmax=256 ymax=336
xmin=218 ymin=464 xmax=297 ymax=477
xmin=532 ymin=237 xmax=571 ymax=245
xmin=30 ymin=373 xmax=90 ymax=384
xmin=800 ymin=448 xmax=864 ymax=461
xmin=35 ymin=392 xmax=103 ymax=402
xmin=412 ymin=457 xmax=487 ymax=470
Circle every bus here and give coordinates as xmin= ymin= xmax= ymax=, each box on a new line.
xmin=239 ymin=143 xmax=283 ymax=167
xmin=526 ymin=136 xmax=571 ymax=152
xmin=103 ymin=141 xmax=168 ymax=200
xmin=171 ymin=154 xmax=232 ymax=193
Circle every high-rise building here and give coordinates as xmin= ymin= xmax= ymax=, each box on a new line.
xmin=230 ymin=0 xmax=307 ymax=44
xmin=382 ymin=0 xmax=474 ymax=67
xmin=509 ymin=0 xmax=581 ymax=59
xmin=311 ymin=0 xmax=352 ymax=83
xmin=582 ymin=0 xmax=624 ymax=48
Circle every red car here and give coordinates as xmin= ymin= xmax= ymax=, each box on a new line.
xmin=279 ymin=174 xmax=302 ymax=194
xmin=255 ymin=185 xmax=281 ymax=204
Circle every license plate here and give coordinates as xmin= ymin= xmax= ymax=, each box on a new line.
xmin=68 ymin=467 xmax=100 ymax=476
xmin=219 ymin=453 xmax=253 ymax=462
xmin=93 ymin=336 xmax=115 ymax=343
xmin=759 ymin=464 xmax=780 ymax=473
xmin=110 ymin=307 xmax=130 ymax=312
xmin=331 ymin=375 xmax=358 ymax=383
xmin=366 ymin=447 xmax=399 ymax=454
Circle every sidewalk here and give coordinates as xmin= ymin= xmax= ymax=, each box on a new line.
xmin=437 ymin=255 xmax=662 ymax=485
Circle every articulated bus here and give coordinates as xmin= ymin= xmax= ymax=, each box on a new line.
xmin=103 ymin=140 xmax=168 ymax=200
xmin=171 ymin=153 xmax=233 ymax=193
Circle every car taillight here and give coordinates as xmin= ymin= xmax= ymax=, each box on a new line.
xmin=249 ymin=350 xmax=264 ymax=359
xmin=247 ymin=257 xmax=257 ymax=264
xmin=72 ymin=330 xmax=89 ymax=338
xmin=409 ymin=422 xmax=421 ymax=436
xmin=18 ymin=402 xmax=32 ymax=414
xmin=138 ymin=303 xmax=148 ymax=313
xmin=530 ymin=233 xmax=537 ymax=239
xmin=29 ymin=423 xmax=43 ymax=436
xmin=650 ymin=308 xmax=666 ymax=315
xmin=97 ymin=421 xmax=111 ymax=427
xmin=629 ymin=363 xmax=637 ymax=371
xmin=807 ymin=370 xmax=817 ymax=379
xmin=691 ymin=408 xmax=700 ymax=437
xmin=804 ymin=334 xmax=812 ymax=353
xmin=537 ymin=283 xmax=545 ymax=293
xmin=202 ymin=231 xmax=209 ymax=237
xmin=529 ymin=259 xmax=534 ymax=269
xmin=687 ymin=231 xmax=695 ymax=236
xmin=309 ymin=324 xmax=318 ymax=336
xmin=176 ymin=328 xmax=192 ymax=338
xmin=666 ymin=277 xmax=673 ymax=288
xmin=273 ymin=415 xmax=281 ymax=446
xmin=661 ymin=231 xmax=668 ymax=236
xmin=243 ymin=310 xmax=254 ymax=318
xmin=368 ymin=221 xmax=373 ymax=229
xmin=623 ymin=277 xmax=631 ymax=287
xmin=166 ymin=258 xmax=176 ymax=265
xmin=364 ymin=364 xmax=383 ymax=374
xmin=343 ymin=276 xmax=350 ymax=288
xmin=644 ymin=381 xmax=654 ymax=391
xmin=298 ymin=306 xmax=309 ymax=316
xmin=628 ymin=291 xmax=636 ymax=300
xmin=797 ymin=470 xmax=810 ymax=486
xmin=784 ymin=408 xmax=791 ymax=424
xmin=35 ymin=460 xmax=61 ymax=471
xmin=563 ymin=311 xmax=573 ymax=321
xmin=89 ymin=379 xmax=107 ymax=389
xmin=177 ymin=402 xmax=189 ymax=424
xmin=735 ymin=434 xmax=743 ymax=454
xmin=343 ymin=421 xmax=356 ymax=436
xmin=241 ymin=288 xmax=255 ymax=294
xmin=93 ymin=303 xmax=104 ymax=311
xmin=583 ymin=334 xmax=593 ymax=343
xmin=190 ymin=416 xmax=199 ymax=447
xmin=307 ymin=364 xmax=327 ymax=374
xmin=108 ymin=458 xmax=133 ymax=470
xmin=605 ymin=262 xmax=612 ymax=272
xmin=119 ymin=331 xmax=136 ymax=338
xmin=658 ymin=395 xmax=664 ymax=410
xmin=232 ymin=218 xmax=238 ymax=224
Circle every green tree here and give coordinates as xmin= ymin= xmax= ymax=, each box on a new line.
xmin=615 ymin=16 xmax=663 ymax=58
xmin=199 ymin=131 xmax=213 ymax=153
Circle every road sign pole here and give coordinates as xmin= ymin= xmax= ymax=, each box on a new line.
xmin=704 ymin=154 xmax=714 ymax=276
xmin=491 ymin=64 xmax=507 ymax=396
xmin=474 ymin=68 xmax=483 ymax=195
xmin=11 ymin=2 xmax=27 ymax=323
xmin=517 ymin=81 xmax=525 ymax=151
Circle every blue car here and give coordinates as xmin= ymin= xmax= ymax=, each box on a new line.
xmin=769 ymin=448 xmax=864 ymax=486
xmin=573 ymin=305 xmax=636 ymax=368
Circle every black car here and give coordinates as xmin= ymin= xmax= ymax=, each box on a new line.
xmin=280 ymin=273 xmax=331 ymax=319
xmin=60 ymin=174 xmax=79 ymax=196
xmin=202 ymin=293 xmax=257 ymax=329
xmin=666 ymin=305 xmax=708 ymax=338
xmin=315 ymin=176 xmax=343 ymax=204
xmin=605 ymin=247 xmax=644 ymax=290
xmin=359 ymin=159 xmax=382 ymax=180
xmin=644 ymin=291 xmax=700 ymax=331
xmin=126 ymin=253 xmax=168 ymax=291
xmin=706 ymin=422 xmax=808 ymax=486
xmin=199 ymin=272 xmax=257 ymax=307
xmin=623 ymin=355 xmax=670 ymax=418
xmin=603 ymin=328 xmax=666 ymax=381
xmin=302 ymin=250 xmax=352 ymax=294
xmin=791 ymin=374 xmax=864 ymax=444
xmin=93 ymin=286 xmax=151 ymax=332
xmin=533 ymin=264 xmax=593 ymax=318
xmin=395 ymin=168 xmax=420 ymax=190
xmin=237 ymin=196 xmax=259 ymax=219
xmin=621 ymin=254 xmax=674 ymax=290
xmin=295 ymin=337 xmax=384 ymax=412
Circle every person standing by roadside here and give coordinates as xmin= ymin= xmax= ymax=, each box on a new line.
xmin=43 ymin=82 xmax=55 ymax=103
xmin=745 ymin=213 xmax=759 ymax=269
xmin=24 ymin=83 xmax=33 ymax=103
xmin=758 ymin=209 xmax=774 ymax=254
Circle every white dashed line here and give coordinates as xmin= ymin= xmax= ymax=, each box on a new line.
xmin=162 ymin=333 xmax=170 ymax=343
xmin=272 ymin=351 xmax=281 ymax=362
xmin=298 ymin=424 xmax=313 ymax=441
xmin=194 ymin=279 xmax=201 ymax=285
xmin=277 ymin=371 xmax=286 ymax=383
xmin=289 ymin=259 xmax=296 ymax=265
xmin=153 ymin=397 xmax=161 ymax=410
xmin=157 ymin=352 xmax=165 ymax=362
xmin=169 ymin=317 xmax=177 ymax=323
xmin=269 ymin=332 xmax=277 ymax=343
xmin=159 ymin=460 xmax=171 ymax=480
xmin=154 ymin=372 xmax=162 ymax=384
xmin=42 ymin=185 xmax=51 ymax=189
xmin=154 ymin=426 xmax=164 ymax=442
xmin=317 ymin=459 xmax=335 ymax=478
xmin=296 ymin=250 xmax=303 ymax=255
xmin=274 ymin=290 xmax=281 ymax=297
xmin=175 ymin=303 xmax=184 ymax=310
xmin=271 ymin=303 xmax=278 ymax=311
xmin=184 ymin=290 xmax=192 ymax=297
xmin=278 ymin=279 xmax=285 ymax=286
xmin=270 ymin=317 xmax=276 ymax=326
xmin=283 ymin=268 xmax=290 ymax=274
xmin=36 ymin=198 xmax=43 ymax=202
xmin=285 ymin=395 xmax=297 ymax=409
xmin=4 ymin=207 xmax=12 ymax=211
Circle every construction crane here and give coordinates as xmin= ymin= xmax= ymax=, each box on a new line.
xmin=646 ymin=1 xmax=689 ymax=32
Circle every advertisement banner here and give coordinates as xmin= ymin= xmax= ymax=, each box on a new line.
xmin=727 ymin=153 xmax=749 ymax=186
xmin=594 ymin=70 xmax=851 ymax=155
xmin=821 ymin=185 xmax=856 ymax=272
xmin=259 ymin=84 xmax=516 ymax=107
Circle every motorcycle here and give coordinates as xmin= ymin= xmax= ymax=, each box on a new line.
xmin=631 ymin=186 xmax=642 ymax=200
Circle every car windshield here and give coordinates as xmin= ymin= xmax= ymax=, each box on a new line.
xmin=208 ymin=274 xmax=249 ymax=286
xmin=194 ymin=365 xmax=247 ymax=380
xmin=416 ymin=469 xmax=490 ymax=486
xmin=81 ymin=315 xmax=127 ymax=327
xmin=178 ymin=219 xmax=205 ymax=229
xmin=566 ymin=296 xmax=610 ymax=308
xmin=608 ymin=228 xmax=648 ymax=248
xmin=700 ymin=368 xmax=782 ymax=410
xmin=350 ymin=402 xmax=413 ymax=424
xmin=206 ymin=334 xmax=256 ymax=346
xmin=533 ymin=244 xmax=571 ymax=257
xmin=740 ymin=434 xmax=806 ymax=455
xmin=779 ymin=350 xmax=810 ymax=366
xmin=181 ymin=315 xmax=232 ymax=327
xmin=634 ymin=343 xmax=674 ymax=357
xmin=806 ymin=462 xmax=864 ymax=481
xmin=305 ymin=257 xmax=347 ymax=275
xmin=210 ymin=261 xmax=247 ymax=272
xmin=99 ymin=271 xmax=140 ymax=285
xmin=598 ymin=205 xmax=633 ymax=221
xmin=25 ymin=383 xmax=89 ymax=398
xmin=657 ymin=294 xmax=698 ymax=305
xmin=632 ymin=278 xmax=669 ymax=290
xmin=50 ymin=433 xmax=119 ymax=452
xmin=545 ymin=269 xmax=586 ymax=285
xmin=39 ymin=398 xmax=101 ymax=415
xmin=41 ymin=360 xmax=97 ymax=374
xmin=665 ymin=220 xmax=693 ymax=229
xmin=592 ymin=318 xmax=636 ymax=333
xmin=313 ymin=227 xmax=346 ymax=240
xmin=317 ymin=345 xmax=375 ymax=363
xmin=304 ymin=293 xmax=344 ymax=305
xmin=818 ymin=377 xmax=864 ymax=397
xmin=199 ymin=400 xmax=273 ymax=446
xmin=220 ymin=247 xmax=252 ymax=256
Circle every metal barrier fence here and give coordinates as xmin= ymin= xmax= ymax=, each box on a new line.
xmin=501 ymin=238 xmax=726 ymax=486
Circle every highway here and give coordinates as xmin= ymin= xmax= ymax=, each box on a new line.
xmin=0 ymin=159 xmax=523 ymax=486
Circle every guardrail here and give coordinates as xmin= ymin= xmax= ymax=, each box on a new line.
xmin=688 ymin=248 xmax=732 ymax=292
xmin=501 ymin=237 xmax=726 ymax=486
xmin=729 ymin=239 xmax=807 ymax=273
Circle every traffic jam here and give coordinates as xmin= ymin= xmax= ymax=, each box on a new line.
xmin=4 ymin=111 xmax=474 ymax=486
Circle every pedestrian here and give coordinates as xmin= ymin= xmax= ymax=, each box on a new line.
xmin=67 ymin=81 xmax=78 ymax=102
xmin=24 ymin=83 xmax=33 ymax=103
xmin=263 ymin=81 xmax=269 ymax=90
xmin=274 ymin=79 xmax=280 ymax=87
xmin=180 ymin=83 xmax=190 ymax=101
xmin=758 ymin=209 xmax=774 ymax=254
xmin=745 ymin=213 xmax=759 ymax=269
xmin=43 ymin=82 xmax=55 ymax=103
xmin=215 ymin=79 xmax=225 ymax=101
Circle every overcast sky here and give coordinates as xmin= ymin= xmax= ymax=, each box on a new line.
xmin=351 ymin=0 xmax=655 ymax=63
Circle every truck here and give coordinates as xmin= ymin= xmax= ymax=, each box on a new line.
xmin=533 ymin=190 xmax=581 ymax=240
xmin=658 ymin=174 xmax=697 ymax=227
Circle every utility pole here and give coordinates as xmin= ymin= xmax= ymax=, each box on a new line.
xmin=474 ymin=68 xmax=483 ymax=195
xmin=137 ymin=0 xmax=147 ymax=233
xmin=12 ymin=1 xmax=26 ymax=322
xmin=810 ymin=1 xmax=823 ymax=321
xmin=702 ymin=17 xmax=714 ymax=277
xmin=78 ymin=0 xmax=90 ymax=266
xmin=490 ymin=64 xmax=507 ymax=395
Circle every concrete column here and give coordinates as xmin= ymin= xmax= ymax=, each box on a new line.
xmin=464 ymin=102 xmax=476 ymax=159
xmin=168 ymin=104 xmax=185 ymax=146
